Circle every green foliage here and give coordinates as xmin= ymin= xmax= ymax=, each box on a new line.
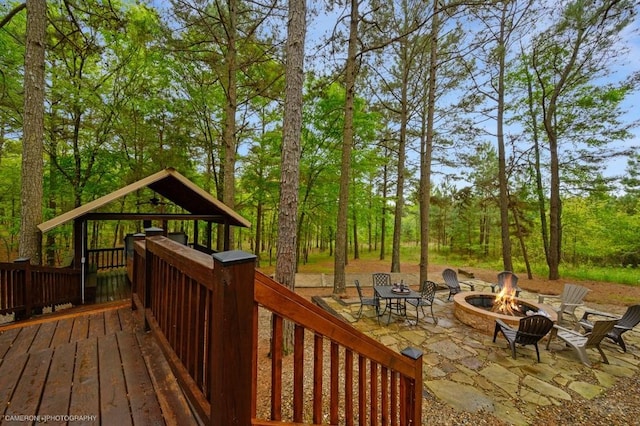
xmin=0 ymin=0 xmax=638 ymax=279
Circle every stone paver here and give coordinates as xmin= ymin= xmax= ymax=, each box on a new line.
xmin=318 ymin=287 xmax=640 ymax=425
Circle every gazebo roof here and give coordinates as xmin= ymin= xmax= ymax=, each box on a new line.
xmin=38 ymin=168 xmax=251 ymax=233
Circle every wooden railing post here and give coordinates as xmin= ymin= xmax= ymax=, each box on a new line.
xmin=14 ymin=257 xmax=31 ymax=320
xmin=401 ymin=346 xmax=423 ymax=425
xmin=210 ymin=250 xmax=257 ymax=426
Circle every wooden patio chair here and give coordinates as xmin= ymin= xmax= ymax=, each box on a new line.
xmin=537 ymin=283 xmax=590 ymax=323
xmin=493 ymin=315 xmax=554 ymax=362
xmin=442 ymin=268 xmax=475 ymax=300
xmin=546 ymin=319 xmax=617 ymax=367
xmin=491 ymin=271 xmax=522 ymax=297
xmin=354 ymin=279 xmax=379 ymax=323
xmin=577 ymin=305 xmax=640 ymax=352
xmin=407 ymin=280 xmax=438 ymax=325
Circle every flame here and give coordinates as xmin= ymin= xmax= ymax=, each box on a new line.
xmin=492 ymin=275 xmax=519 ymax=315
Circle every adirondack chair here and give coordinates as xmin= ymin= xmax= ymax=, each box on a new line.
xmin=538 ymin=284 xmax=590 ymax=323
xmin=442 ymin=268 xmax=475 ymax=300
xmin=493 ymin=315 xmax=554 ymax=362
xmin=547 ymin=319 xmax=617 ymax=367
xmin=578 ymin=305 xmax=640 ymax=352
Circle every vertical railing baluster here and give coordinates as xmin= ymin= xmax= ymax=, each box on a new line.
xmin=271 ymin=314 xmax=283 ymax=420
xmin=293 ymin=324 xmax=304 ymax=422
xmin=345 ymin=348 xmax=354 ymax=426
xmin=358 ymin=354 xmax=367 ymax=422
xmin=330 ymin=341 xmax=339 ymax=424
xmin=381 ymin=366 xmax=389 ymax=425
xmin=313 ymin=333 xmax=323 ymax=424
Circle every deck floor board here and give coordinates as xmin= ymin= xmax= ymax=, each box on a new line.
xmin=99 ymin=333 xmax=133 ymax=425
xmin=0 ymin=305 xmax=198 ymax=425
xmin=88 ymin=312 xmax=106 ymax=337
xmin=0 ymin=327 xmax=19 ymax=358
xmin=118 ymin=331 xmax=165 ymax=425
xmin=29 ymin=321 xmax=57 ymax=353
xmin=0 ymin=353 xmax=27 ymax=414
xmin=50 ymin=317 xmax=74 ymax=347
xmin=69 ymin=337 xmax=100 ymax=424
xmin=70 ymin=315 xmax=90 ymax=343
xmin=4 ymin=326 xmax=38 ymax=360
xmin=3 ymin=348 xmax=53 ymax=424
xmin=38 ymin=342 xmax=76 ymax=425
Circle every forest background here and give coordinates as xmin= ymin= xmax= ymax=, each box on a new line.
xmin=1 ymin=0 xmax=640 ymax=293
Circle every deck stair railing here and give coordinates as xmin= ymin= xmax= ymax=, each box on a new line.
xmin=131 ymin=235 xmax=423 ymax=425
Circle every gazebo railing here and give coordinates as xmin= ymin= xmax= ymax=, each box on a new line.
xmin=87 ymin=247 xmax=126 ymax=271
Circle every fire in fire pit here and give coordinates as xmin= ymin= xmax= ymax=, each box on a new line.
xmin=493 ymin=275 xmax=518 ymax=315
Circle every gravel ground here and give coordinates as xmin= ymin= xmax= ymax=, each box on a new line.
xmin=530 ymin=373 xmax=640 ymax=426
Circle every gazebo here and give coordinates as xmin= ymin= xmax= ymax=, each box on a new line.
xmin=37 ymin=168 xmax=251 ymax=302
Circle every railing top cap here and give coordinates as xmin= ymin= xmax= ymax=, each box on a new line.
xmin=401 ymin=347 xmax=423 ymax=360
xmin=212 ymin=250 xmax=257 ymax=266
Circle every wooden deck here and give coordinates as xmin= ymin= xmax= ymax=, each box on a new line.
xmin=95 ymin=270 xmax=131 ymax=304
xmin=0 ymin=303 xmax=200 ymax=425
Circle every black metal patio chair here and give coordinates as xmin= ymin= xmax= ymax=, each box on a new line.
xmin=407 ymin=280 xmax=437 ymax=325
xmin=354 ymin=279 xmax=379 ymax=323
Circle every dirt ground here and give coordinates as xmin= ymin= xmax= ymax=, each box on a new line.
xmin=260 ymin=258 xmax=640 ymax=310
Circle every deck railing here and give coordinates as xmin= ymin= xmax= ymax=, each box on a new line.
xmin=87 ymin=247 xmax=126 ymax=271
xmin=131 ymin=235 xmax=423 ymax=425
xmin=0 ymin=260 xmax=82 ymax=319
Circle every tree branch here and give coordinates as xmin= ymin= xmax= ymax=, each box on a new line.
xmin=0 ymin=2 xmax=26 ymax=30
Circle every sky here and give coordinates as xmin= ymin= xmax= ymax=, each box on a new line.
xmin=306 ymin=2 xmax=640 ymax=189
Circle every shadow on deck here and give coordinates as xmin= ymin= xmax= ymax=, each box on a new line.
xmin=0 ymin=303 xmax=201 ymax=425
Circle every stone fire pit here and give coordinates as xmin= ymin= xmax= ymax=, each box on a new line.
xmin=453 ymin=291 xmax=557 ymax=335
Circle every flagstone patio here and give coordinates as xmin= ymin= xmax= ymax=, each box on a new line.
xmin=315 ymin=281 xmax=640 ymax=426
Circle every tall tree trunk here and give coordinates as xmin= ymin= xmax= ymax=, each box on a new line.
xmin=275 ymin=0 xmax=306 ymax=353
xmin=352 ymin=207 xmax=359 ymax=260
xmin=46 ymin=160 xmax=57 ymax=266
xmin=511 ymin=204 xmax=533 ymax=279
xmin=497 ymin=3 xmax=513 ymax=272
xmin=333 ymin=0 xmax=359 ymax=294
xmin=391 ymin=39 xmax=409 ymax=273
xmin=547 ymin=127 xmax=561 ymax=280
xmin=254 ymin=201 xmax=262 ymax=267
xmin=19 ymin=0 xmax=46 ymax=265
xmin=221 ymin=0 xmax=238 ymax=251
xmin=536 ymin=24 xmax=585 ymax=280
xmin=379 ymin=156 xmax=388 ymax=260
xmin=419 ymin=0 xmax=438 ymax=285
xmin=523 ymin=53 xmax=550 ymax=267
